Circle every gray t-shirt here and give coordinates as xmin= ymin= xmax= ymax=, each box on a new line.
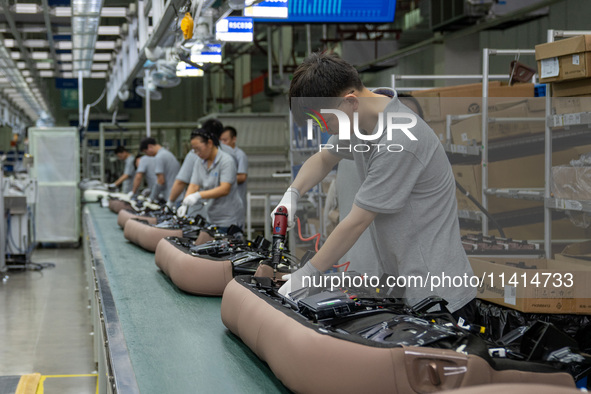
xmin=136 ymin=156 xmax=157 ymax=190
xmin=176 ymin=151 xmax=198 ymax=183
xmin=189 ymin=149 xmax=243 ymax=228
xmin=234 ymin=146 xmax=248 ymax=216
xmin=122 ymin=155 xmax=135 ymax=193
xmin=153 ymin=147 xmax=180 ymax=199
xmin=326 ymin=90 xmax=475 ymax=312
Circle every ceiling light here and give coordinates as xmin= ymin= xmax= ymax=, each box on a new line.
xmin=101 ymin=7 xmax=126 ymax=17
xmin=12 ymin=3 xmax=42 ymax=14
xmin=91 ymin=63 xmax=108 ymax=71
xmin=93 ymin=53 xmax=111 ymax=61
xmin=58 ymin=53 xmax=72 ymax=61
xmin=52 ymin=7 xmax=71 ymax=17
xmin=24 ymin=40 xmax=48 ymax=48
xmin=31 ymin=52 xmax=49 ymax=60
xmin=36 ymin=63 xmax=52 ymax=70
xmin=25 ymin=77 xmax=33 ymax=83
xmin=98 ymin=26 xmax=121 ymax=35
xmin=39 ymin=71 xmax=55 ymax=77
xmin=16 ymin=62 xmax=25 ymax=69
xmin=10 ymin=52 xmax=20 ymax=59
xmin=60 ymin=63 xmax=73 ymax=70
xmin=90 ymin=72 xmax=107 ymax=78
xmin=95 ymin=41 xmax=115 ymax=50
xmin=4 ymin=39 xmax=14 ymax=48
xmin=56 ymin=41 xmax=72 ymax=50
xmin=22 ymin=70 xmax=31 ymax=76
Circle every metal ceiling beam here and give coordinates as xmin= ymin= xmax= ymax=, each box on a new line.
xmin=356 ymin=0 xmax=564 ymax=71
xmin=41 ymin=0 xmax=59 ymax=75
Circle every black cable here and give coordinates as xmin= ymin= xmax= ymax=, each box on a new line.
xmin=455 ymin=180 xmax=506 ymax=238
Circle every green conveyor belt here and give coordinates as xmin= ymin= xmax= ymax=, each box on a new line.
xmin=86 ymin=204 xmax=288 ymax=393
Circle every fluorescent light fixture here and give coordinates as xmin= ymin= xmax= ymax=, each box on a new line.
xmin=39 ymin=71 xmax=54 ymax=77
xmin=53 ymin=7 xmax=71 ymax=17
xmin=176 ymin=62 xmax=204 ymax=77
xmin=21 ymin=70 xmax=31 ymax=76
xmin=4 ymin=39 xmax=14 ymax=48
xmin=16 ymin=62 xmax=26 ymax=69
xmin=91 ymin=63 xmax=109 ymax=71
xmin=31 ymin=52 xmax=49 ymax=60
xmin=12 ymin=3 xmax=42 ymax=14
xmin=90 ymin=72 xmax=107 ymax=78
xmin=58 ymin=53 xmax=72 ymax=61
xmin=25 ymin=77 xmax=33 ymax=83
xmin=61 ymin=72 xmax=73 ymax=78
xmin=56 ymin=41 xmax=72 ymax=50
xmin=10 ymin=52 xmax=20 ymax=59
xmin=93 ymin=53 xmax=111 ymax=61
xmin=216 ymin=17 xmax=254 ymax=43
xmin=24 ymin=39 xmax=48 ymax=48
xmin=4 ymin=88 xmax=17 ymax=94
xmin=98 ymin=25 xmax=121 ymax=35
xmin=95 ymin=41 xmax=115 ymax=50
xmin=60 ymin=63 xmax=73 ymax=70
xmin=101 ymin=7 xmax=126 ymax=17
xmin=36 ymin=62 xmax=52 ymax=69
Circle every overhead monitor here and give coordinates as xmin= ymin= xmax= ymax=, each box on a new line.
xmin=176 ymin=62 xmax=204 ymax=77
xmin=191 ymin=43 xmax=222 ymax=64
xmin=244 ymin=0 xmax=288 ymax=18
xmin=255 ymin=0 xmax=396 ymax=23
xmin=216 ymin=17 xmax=254 ymax=42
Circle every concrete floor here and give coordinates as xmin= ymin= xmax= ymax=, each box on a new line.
xmin=0 ymin=248 xmax=96 ymax=394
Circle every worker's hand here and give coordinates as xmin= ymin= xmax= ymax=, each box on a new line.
xmin=271 ymin=187 xmax=300 ymax=229
xmin=277 ymin=261 xmax=320 ymax=299
xmin=108 ymin=183 xmax=117 ymax=190
xmin=183 ymin=192 xmax=201 ymax=206
xmin=176 ymin=204 xmax=188 ymax=218
xmin=166 ymin=200 xmax=175 ymax=210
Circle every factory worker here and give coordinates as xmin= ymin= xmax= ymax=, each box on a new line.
xmin=177 ymin=128 xmax=244 ymax=230
xmin=110 ymin=146 xmax=135 ymax=193
xmin=139 ymin=137 xmax=181 ymax=202
xmin=130 ymin=154 xmax=157 ymax=197
xmin=272 ymin=52 xmax=477 ymax=323
xmin=219 ymin=126 xmax=248 ymax=219
xmin=166 ymin=119 xmax=230 ymax=216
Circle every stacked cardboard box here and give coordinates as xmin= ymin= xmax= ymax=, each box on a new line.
xmin=535 ymin=35 xmax=591 ymax=113
xmin=413 ymin=82 xmax=538 ymax=145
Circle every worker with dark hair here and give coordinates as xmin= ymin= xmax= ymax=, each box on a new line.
xmin=272 ymin=52 xmax=476 ymax=323
xmin=177 ymin=128 xmax=243 ymax=229
xmin=110 ymin=145 xmax=135 ymax=193
xmin=130 ymin=153 xmax=157 ymax=197
xmin=219 ymin=125 xmax=248 ymax=218
xmin=135 ymin=137 xmax=180 ymax=201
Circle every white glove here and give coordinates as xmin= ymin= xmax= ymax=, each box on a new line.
xmin=277 ymin=261 xmax=320 ymax=299
xmin=108 ymin=183 xmax=117 ymax=189
xmin=166 ymin=200 xmax=175 ymax=210
xmin=177 ymin=204 xmax=188 ymax=217
xmin=183 ymin=192 xmax=201 ymax=206
xmin=127 ymin=191 xmax=135 ymax=200
xmin=271 ymin=187 xmax=300 ymax=229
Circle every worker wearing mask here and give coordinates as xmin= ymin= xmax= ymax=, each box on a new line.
xmin=139 ymin=137 xmax=181 ymax=202
xmin=110 ymin=146 xmax=135 ymax=193
xmin=219 ymin=126 xmax=248 ymax=219
xmin=177 ymin=128 xmax=243 ymax=230
xmin=272 ymin=52 xmax=477 ymax=323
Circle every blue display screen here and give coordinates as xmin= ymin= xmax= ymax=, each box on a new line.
xmin=256 ymin=0 xmax=396 ymax=23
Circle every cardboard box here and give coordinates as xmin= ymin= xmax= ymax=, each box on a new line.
xmin=555 ymin=240 xmax=591 ymax=263
xmin=552 ymin=166 xmax=591 ymax=200
xmin=535 ymin=35 xmax=591 ymax=83
xmin=552 ymin=78 xmax=591 ymax=97
xmin=469 ymin=256 xmax=591 ymax=314
xmin=552 ymin=96 xmax=591 ymax=114
xmin=450 ymin=101 xmax=545 ymax=145
xmin=413 ymin=82 xmax=534 ymax=121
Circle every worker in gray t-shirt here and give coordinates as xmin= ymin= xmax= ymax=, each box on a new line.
xmin=176 ymin=128 xmax=243 ymax=229
xmin=220 ymin=126 xmax=248 ymax=221
xmin=131 ymin=154 xmax=157 ymax=196
xmin=270 ymin=52 xmax=476 ymax=320
xmin=139 ymin=137 xmax=181 ymax=201
xmin=110 ymin=146 xmax=135 ymax=193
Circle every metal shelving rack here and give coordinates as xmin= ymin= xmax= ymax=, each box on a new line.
xmin=542 ymin=29 xmax=591 ymax=258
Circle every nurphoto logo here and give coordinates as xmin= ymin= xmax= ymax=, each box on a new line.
xmin=304 ymin=108 xmax=419 ymax=153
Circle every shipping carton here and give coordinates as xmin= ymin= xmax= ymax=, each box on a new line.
xmin=469 ymin=256 xmax=591 ymax=314
xmin=552 ymin=78 xmax=591 ymax=97
xmin=555 ymin=241 xmax=591 ymax=264
xmin=552 ymin=96 xmax=591 ymax=114
xmin=535 ymin=35 xmax=591 ymax=83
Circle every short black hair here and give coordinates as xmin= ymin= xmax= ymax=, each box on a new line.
xmin=190 ymin=128 xmax=220 ymax=147
xmin=289 ymin=52 xmax=364 ymax=126
xmin=139 ymin=137 xmax=157 ymax=152
xmin=114 ymin=146 xmax=128 ymax=154
xmin=223 ymin=126 xmax=237 ymax=138
xmin=397 ymin=93 xmax=424 ymax=120
xmin=202 ymin=118 xmax=224 ymax=138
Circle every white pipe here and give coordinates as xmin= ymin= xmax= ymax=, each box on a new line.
xmin=145 ymin=69 xmax=151 ymax=137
